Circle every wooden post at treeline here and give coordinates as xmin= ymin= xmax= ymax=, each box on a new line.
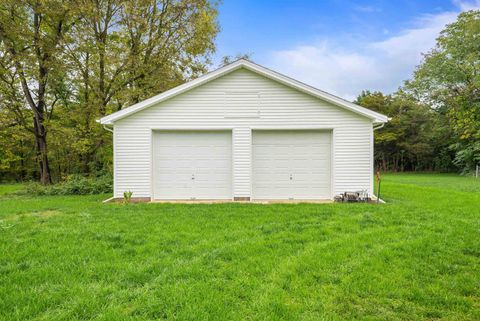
xmin=376 ymin=171 xmax=382 ymax=204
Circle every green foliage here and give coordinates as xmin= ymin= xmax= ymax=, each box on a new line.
xmin=219 ymin=53 xmax=253 ymax=67
xmin=0 ymin=0 xmax=76 ymax=184
xmin=453 ymin=141 xmax=480 ymax=174
xmin=355 ymin=91 xmax=455 ymax=172
xmin=357 ymin=11 xmax=480 ymax=174
xmin=123 ymin=190 xmax=133 ymax=204
xmin=0 ymin=174 xmax=479 ymax=320
xmin=21 ymin=174 xmax=112 ymax=196
xmin=406 ymin=10 xmax=480 ymax=172
xmin=0 ymin=0 xmax=220 ymax=182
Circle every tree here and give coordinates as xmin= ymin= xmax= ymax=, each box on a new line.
xmin=65 ymin=0 xmax=219 ymax=173
xmin=0 ymin=0 xmax=75 ymax=184
xmin=0 ymin=0 xmax=220 ymax=182
xmin=0 ymin=102 xmax=36 ymax=181
xmin=406 ymin=10 xmax=480 ymax=172
xmin=356 ymin=90 xmax=452 ymax=172
xmin=219 ymin=53 xmax=252 ymax=67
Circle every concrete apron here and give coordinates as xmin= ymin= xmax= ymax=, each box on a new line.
xmin=104 ymin=197 xmax=333 ymax=204
xmin=104 ymin=196 xmax=385 ymax=204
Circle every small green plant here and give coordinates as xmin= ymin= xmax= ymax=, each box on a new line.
xmin=123 ymin=191 xmax=133 ymax=204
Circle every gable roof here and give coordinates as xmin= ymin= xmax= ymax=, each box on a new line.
xmin=98 ymin=59 xmax=388 ymax=125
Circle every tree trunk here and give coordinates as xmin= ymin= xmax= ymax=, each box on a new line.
xmin=33 ymin=115 xmax=51 ymax=184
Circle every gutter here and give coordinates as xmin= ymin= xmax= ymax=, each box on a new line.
xmin=102 ymin=124 xmax=114 ymax=133
xmin=373 ymin=123 xmax=385 ymax=130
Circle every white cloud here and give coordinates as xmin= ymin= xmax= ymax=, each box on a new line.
xmin=268 ymin=43 xmax=382 ymax=100
xmin=267 ymin=1 xmax=480 ymax=100
xmin=455 ymin=0 xmax=480 ymax=10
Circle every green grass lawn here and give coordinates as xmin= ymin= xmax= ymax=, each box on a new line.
xmin=0 ymin=183 xmax=23 ymax=196
xmin=0 ymin=174 xmax=479 ymax=320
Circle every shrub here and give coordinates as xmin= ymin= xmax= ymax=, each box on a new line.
xmin=123 ymin=191 xmax=133 ymax=204
xmin=21 ymin=174 xmax=112 ymax=196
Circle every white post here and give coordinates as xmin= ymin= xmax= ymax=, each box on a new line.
xmin=476 ymin=164 xmax=479 ymax=178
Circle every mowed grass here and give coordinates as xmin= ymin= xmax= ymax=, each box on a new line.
xmin=0 ymin=183 xmax=23 ymax=196
xmin=0 ymin=174 xmax=479 ymax=320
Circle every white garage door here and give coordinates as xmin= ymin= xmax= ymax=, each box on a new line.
xmin=252 ymin=130 xmax=331 ymax=200
xmin=153 ymin=131 xmax=232 ymax=200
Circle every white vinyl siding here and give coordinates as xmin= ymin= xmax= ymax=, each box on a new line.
xmin=232 ymin=127 xmax=252 ymax=198
xmin=224 ymin=92 xmax=260 ymax=118
xmin=113 ymin=68 xmax=373 ymax=199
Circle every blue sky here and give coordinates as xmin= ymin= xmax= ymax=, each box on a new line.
xmin=213 ymin=0 xmax=480 ymax=99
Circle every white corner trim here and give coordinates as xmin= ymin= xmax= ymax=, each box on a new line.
xmin=98 ymin=59 xmax=389 ymax=125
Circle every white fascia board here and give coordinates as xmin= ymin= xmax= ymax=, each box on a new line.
xmin=98 ymin=59 xmax=388 ymax=125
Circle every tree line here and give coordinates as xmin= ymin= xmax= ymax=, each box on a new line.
xmin=356 ymin=10 xmax=480 ymax=174
xmin=0 ymin=4 xmax=479 ymax=183
xmin=0 ymin=0 xmax=219 ymax=183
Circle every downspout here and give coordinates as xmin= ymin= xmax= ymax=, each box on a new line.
xmin=103 ymin=124 xmax=113 ymax=133
xmin=372 ymin=121 xmax=385 ymax=202
xmin=101 ymin=122 xmax=114 ymax=202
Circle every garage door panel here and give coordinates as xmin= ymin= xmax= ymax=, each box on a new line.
xmin=293 ymin=172 xmax=329 ymax=180
xmin=254 ymin=160 xmax=291 ymax=169
xmin=292 ymin=190 xmax=330 ymax=199
xmin=196 ymin=187 xmax=232 ymax=199
xmin=253 ymin=172 xmax=289 ymax=180
xmin=195 ymin=172 xmax=231 ymax=181
xmin=195 ymin=159 xmax=229 ymax=168
xmin=196 ymin=146 xmax=231 ymax=154
xmin=157 ymin=160 xmax=192 ymax=168
xmin=290 ymin=159 xmax=330 ymax=169
xmin=291 ymin=145 xmax=328 ymax=153
xmin=294 ymin=171 xmax=330 ymax=178
xmin=153 ymin=131 xmax=232 ymax=200
xmin=255 ymin=187 xmax=290 ymax=197
xmin=157 ymin=146 xmax=199 ymax=156
xmin=253 ymin=145 xmax=288 ymax=153
xmin=253 ymin=130 xmax=331 ymax=200
xmin=290 ymin=149 xmax=330 ymax=157
xmin=156 ymin=187 xmax=193 ymax=199
xmin=156 ymin=172 xmax=191 ymax=180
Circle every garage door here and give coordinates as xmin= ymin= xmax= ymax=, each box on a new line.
xmin=153 ymin=131 xmax=232 ymax=200
xmin=252 ymin=130 xmax=331 ymax=200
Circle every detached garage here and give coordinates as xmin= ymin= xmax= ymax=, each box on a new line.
xmin=99 ymin=59 xmax=388 ymax=202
